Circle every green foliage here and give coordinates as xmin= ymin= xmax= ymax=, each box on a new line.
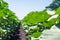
xmin=0 ymin=0 xmax=60 ymax=40
xmin=22 ymin=8 xmax=60 ymax=39
xmin=0 ymin=28 xmax=3 ymax=33
xmin=56 ymin=7 xmax=60 ymax=14
xmin=42 ymin=18 xmax=57 ymax=28
xmin=22 ymin=10 xmax=50 ymax=25
xmin=31 ymin=32 xmax=41 ymax=38
xmin=33 ymin=27 xmax=39 ymax=31
xmin=56 ymin=7 xmax=60 ymax=23
xmin=0 ymin=0 xmax=20 ymax=40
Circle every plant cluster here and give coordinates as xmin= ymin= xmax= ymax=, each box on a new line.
xmin=22 ymin=7 xmax=60 ymax=39
xmin=0 ymin=0 xmax=20 ymax=40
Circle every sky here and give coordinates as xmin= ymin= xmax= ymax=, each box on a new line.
xmin=4 ymin=0 xmax=53 ymax=20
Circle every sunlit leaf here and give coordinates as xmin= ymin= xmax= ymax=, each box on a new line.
xmin=31 ymin=32 xmax=41 ymax=38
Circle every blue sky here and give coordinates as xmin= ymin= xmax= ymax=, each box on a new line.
xmin=4 ymin=0 xmax=52 ymax=20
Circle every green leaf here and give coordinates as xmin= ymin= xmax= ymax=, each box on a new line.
xmin=33 ymin=27 xmax=39 ymax=31
xmin=0 ymin=28 xmax=3 ymax=33
xmin=0 ymin=13 xmax=5 ymax=18
xmin=0 ymin=0 xmax=2 ymax=2
xmin=31 ymin=32 xmax=41 ymax=38
xmin=56 ymin=7 xmax=60 ymax=14
xmin=43 ymin=18 xmax=57 ymax=28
